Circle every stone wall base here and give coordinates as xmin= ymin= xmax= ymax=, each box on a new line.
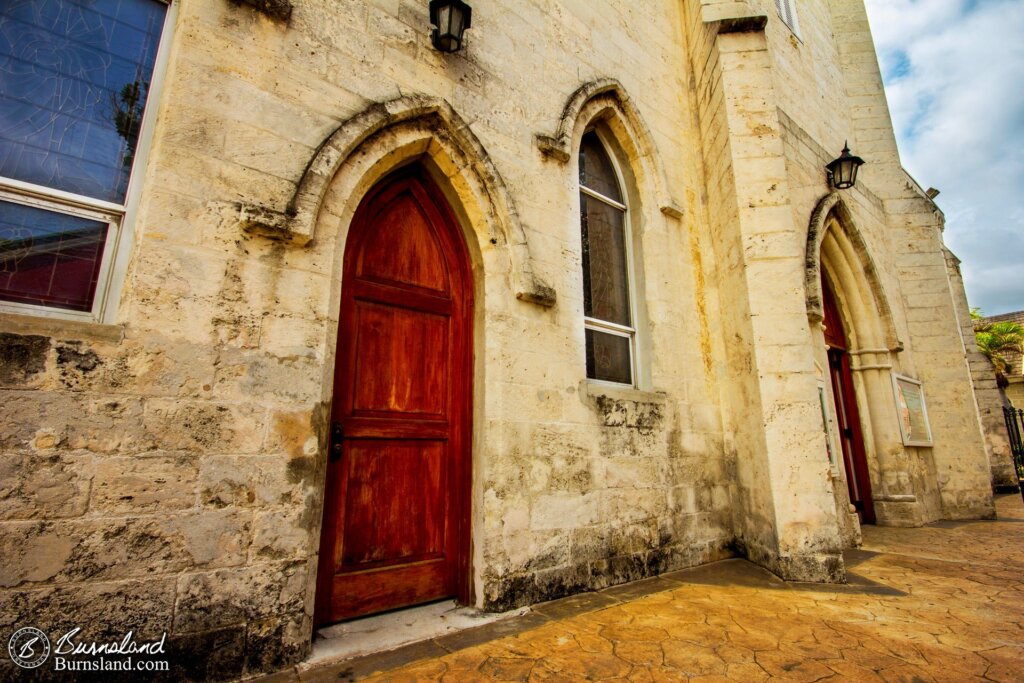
xmin=941 ymin=495 xmax=998 ymax=521
xmin=874 ymin=499 xmax=929 ymax=527
xmin=482 ymin=540 xmax=734 ymax=613
xmin=743 ymin=540 xmax=846 ymax=584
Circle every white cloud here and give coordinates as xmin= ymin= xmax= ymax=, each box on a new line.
xmin=864 ymin=0 xmax=1024 ymax=314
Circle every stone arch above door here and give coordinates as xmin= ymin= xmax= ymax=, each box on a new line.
xmin=805 ymin=192 xmax=900 ymax=352
xmin=239 ymin=95 xmax=555 ymax=307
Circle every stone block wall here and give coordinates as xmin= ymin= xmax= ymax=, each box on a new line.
xmin=946 ymin=251 xmax=1017 ymax=490
xmin=0 ymin=0 xmax=997 ymax=679
xmin=1 ymin=0 xmax=734 ymax=677
xmin=826 ymin=0 xmax=993 ymax=519
xmin=0 ymin=318 xmax=318 ymax=679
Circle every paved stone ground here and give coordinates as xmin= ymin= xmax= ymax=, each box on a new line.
xmin=285 ymin=494 xmax=1024 ymax=682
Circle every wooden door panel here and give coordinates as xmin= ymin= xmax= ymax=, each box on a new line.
xmin=329 ymin=560 xmax=450 ymax=621
xmin=316 ymin=168 xmax=472 ymax=626
xmin=343 ymin=416 xmax=447 ymax=439
xmin=351 ymin=279 xmax=453 ymax=316
xmin=341 ymin=440 xmax=447 ymax=568
xmin=357 ymin=193 xmax=449 ymax=293
xmin=351 ymin=302 xmax=449 ymax=416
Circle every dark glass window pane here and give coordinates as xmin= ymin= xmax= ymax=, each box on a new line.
xmin=0 ymin=199 xmax=106 ymax=311
xmin=578 ymin=132 xmax=622 ymax=202
xmin=580 ymin=192 xmax=630 ymax=325
xmin=586 ymin=329 xmax=632 ymax=384
xmin=0 ymin=0 xmax=167 ymax=202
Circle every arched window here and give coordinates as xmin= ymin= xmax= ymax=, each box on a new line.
xmin=579 ymin=131 xmax=636 ymax=386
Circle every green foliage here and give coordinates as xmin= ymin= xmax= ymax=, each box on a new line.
xmin=973 ymin=310 xmax=1024 ymax=387
xmin=111 ymin=80 xmax=148 ymax=168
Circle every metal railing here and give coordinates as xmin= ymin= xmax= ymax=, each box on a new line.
xmin=1005 ymin=406 xmax=1024 ymax=501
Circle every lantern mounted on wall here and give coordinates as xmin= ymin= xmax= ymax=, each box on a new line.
xmin=429 ymin=0 xmax=472 ymax=53
xmin=826 ymin=142 xmax=865 ymax=190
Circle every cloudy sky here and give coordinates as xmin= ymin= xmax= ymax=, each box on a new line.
xmin=863 ymin=0 xmax=1024 ymax=316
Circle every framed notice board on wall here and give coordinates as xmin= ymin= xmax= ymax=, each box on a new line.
xmin=892 ymin=374 xmax=933 ymax=447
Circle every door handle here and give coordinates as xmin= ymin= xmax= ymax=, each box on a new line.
xmin=329 ymin=421 xmax=344 ymax=462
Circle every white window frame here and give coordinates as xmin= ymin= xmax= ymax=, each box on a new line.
xmin=775 ymin=0 xmax=800 ymax=35
xmin=580 ymin=128 xmax=640 ymax=389
xmin=0 ymin=0 xmax=177 ymax=324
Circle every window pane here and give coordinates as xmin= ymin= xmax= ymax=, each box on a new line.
xmin=0 ymin=199 xmax=106 ymax=311
xmin=0 ymin=0 xmax=167 ymax=202
xmin=578 ymin=132 xmax=622 ymax=202
xmin=580 ymin=192 xmax=630 ymax=326
xmin=586 ymin=329 xmax=632 ymax=385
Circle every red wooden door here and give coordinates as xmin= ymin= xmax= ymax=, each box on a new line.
xmin=822 ymin=279 xmax=876 ymax=525
xmin=315 ymin=168 xmax=473 ymax=624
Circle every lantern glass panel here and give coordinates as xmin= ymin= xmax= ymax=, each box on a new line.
xmin=448 ymin=6 xmax=463 ymax=33
xmin=837 ymin=163 xmax=852 ymax=187
xmin=837 ymin=159 xmax=858 ymax=188
xmin=437 ymin=34 xmax=456 ymax=52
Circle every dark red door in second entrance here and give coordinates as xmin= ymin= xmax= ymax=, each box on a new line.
xmin=315 ymin=168 xmax=473 ymax=624
xmin=822 ymin=278 xmax=876 ymax=525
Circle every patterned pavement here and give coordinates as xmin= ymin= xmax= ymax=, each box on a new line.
xmin=290 ymin=494 xmax=1024 ymax=682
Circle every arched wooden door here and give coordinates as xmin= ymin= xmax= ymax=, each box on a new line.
xmin=822 ymin=278 xmax=876 ymax=525
xmin=315 ymin=168 xmax=473 ymax=624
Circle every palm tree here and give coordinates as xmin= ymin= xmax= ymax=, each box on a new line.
xmin=972 ymin=309 xmax=1024 ymax=387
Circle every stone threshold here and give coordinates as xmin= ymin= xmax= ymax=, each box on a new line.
xmin=309 ymin=600 xmax=530 ymax=668
xmin=248 ymin=556 xmax=901 ymax=682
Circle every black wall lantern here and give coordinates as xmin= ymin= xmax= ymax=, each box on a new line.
xmin=826 ymin=142 xmax=865 ymax=190
xmin=430 ymin=0 xmax=472 ymax=53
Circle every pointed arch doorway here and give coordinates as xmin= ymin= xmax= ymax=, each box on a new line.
xmin=822 ymin=277 xmax=876 ymax=525
xmin=315 ymin=167 xmax=474 ymax=624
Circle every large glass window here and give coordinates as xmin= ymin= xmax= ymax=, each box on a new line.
xmin=579 ymin=131 xmax=635 ymax=385
xmin=0 ymin=0 xmax=169 ymax=316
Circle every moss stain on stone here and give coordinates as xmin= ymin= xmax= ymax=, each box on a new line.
xmin=0 ymin=333 xmax=50 ymax=386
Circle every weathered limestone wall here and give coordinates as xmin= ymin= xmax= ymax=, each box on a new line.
xmin=702 ymin=0 xmax=992 ymax=532
xmin=1008 ymin=381 xmax=1024 ymax=409
xmin=1 ymin=1 xmax=733 ymax=678
xmin=0 ymin=315 xmax=315 ymax=680
xmin=828 ymin=0 xmax=994 ymax=520
xmin=946 ymin=250 xmax=1017 ymax=490
xmin=683 ymin=1 xmax=845 ymax=582
xmin=0 ymin=0 xmax=997 ymax=679
xmin=682 ymin=2 xmax=771 ymax=574
xmin=781 ymin=111 xmax=944 ymax=528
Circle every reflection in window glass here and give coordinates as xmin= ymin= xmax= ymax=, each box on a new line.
xmin=580 ymin=193 xmax=630 ymax=326
xmin=0 ymin=199 xmax=107 ymax=311
xmin=579 ymin=131 xmax=634 ymax=385
xmin=0 ymin=0 xmax=167 ymax=202
xmin=585 ymin=329 xmax=632 ymax=385
xmin=579 ymin=133 xmax=622 ymax=202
